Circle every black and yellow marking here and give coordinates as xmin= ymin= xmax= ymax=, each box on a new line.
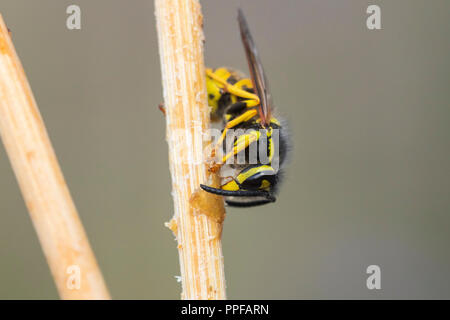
xmin=200 ymin=9 xmax=287 ymax=207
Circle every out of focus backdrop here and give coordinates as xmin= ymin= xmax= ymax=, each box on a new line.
xmin=0 ymin=0 xmax=449 ymax=299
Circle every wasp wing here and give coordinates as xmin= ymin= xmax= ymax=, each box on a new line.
xmin=238 ymin=8 xmax=272 ymax=126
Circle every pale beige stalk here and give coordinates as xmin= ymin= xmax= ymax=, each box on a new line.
xmin=155 ymin=0 xmax=227 ymax=299
xmin=0 ymin=14 xmax=110 ymax=300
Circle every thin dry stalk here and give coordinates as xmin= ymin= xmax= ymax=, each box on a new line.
xmin=0 ymin=14 xmax=110 ymax=300
xmin=155 ymin=0 xmax=227 ymax=299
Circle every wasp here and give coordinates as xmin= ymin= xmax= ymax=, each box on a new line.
xmin=200 ymin=9 xmax=289 ymax=207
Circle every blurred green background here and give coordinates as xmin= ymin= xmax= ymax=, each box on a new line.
xmin=0 ymin=0 xmax=449 ymax=299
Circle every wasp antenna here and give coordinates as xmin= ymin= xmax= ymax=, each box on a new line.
xmin=226 ymin=198 xmax=276 ymax=207
xmin=200 ymin=184 xmax=275 ymax=199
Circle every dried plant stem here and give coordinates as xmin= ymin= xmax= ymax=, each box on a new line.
xmin=0 ymin=14 xmax=110 ymax=299
xmin=155 ymin=0 xmax=227 ymax=299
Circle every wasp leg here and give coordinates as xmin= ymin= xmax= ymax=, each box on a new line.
xmin=215 ymin=109 xmax=257 ymax=149
xmin=234 ymin=78 xmax=253 ymax=92
xmin=222 ymin=130 xmax=259 ymax=163
xmin=206 ymin=68 xmax=260 ymax=103
xmin=210 ymin=129 xmax=259 ymax=173
xmin=218 ymin=176 xmax=242 ymax=191
xmin=226 ymin=99 xmax=260 ymax=115
xmin=158 ymin=102 xmax=166 ymax=116
xmin=209 ymin=109 xmax=258 ymax=172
